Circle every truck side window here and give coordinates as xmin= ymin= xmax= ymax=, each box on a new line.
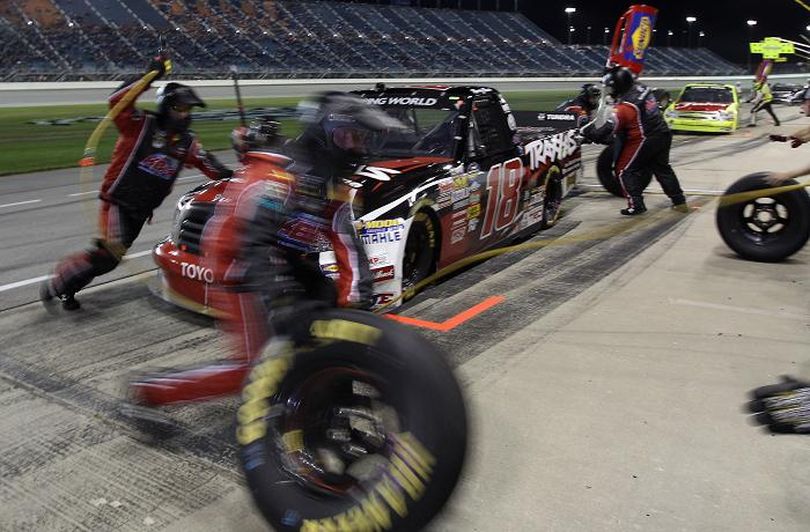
xmin=472 ymin=98 xmax=513 ymax=156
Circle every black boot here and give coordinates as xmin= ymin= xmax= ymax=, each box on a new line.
xmin=60 ymin=294 xmax=81 ymax=311
xmin=620 ymin=196 xmax=646 ymax=216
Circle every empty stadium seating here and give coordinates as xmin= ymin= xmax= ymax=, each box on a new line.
xmin=0 ymin=0 xmax=745 ymax=81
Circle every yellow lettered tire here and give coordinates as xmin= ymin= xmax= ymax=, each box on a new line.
xmin=237 ymin=309 xmax=468 ymax=531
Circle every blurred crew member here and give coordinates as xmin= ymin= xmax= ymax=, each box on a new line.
xmin=556 ymin=83 xmax=601 ymax=125
xmin=582 ymin=67 xmax=687 ymax=215
xmin=41 ymin=56 xmax=232 ymax=311
xmin=747 ymin=79 xmax=780 ymax=127
xmin=126 ymin=93 xmax=396 ymax=407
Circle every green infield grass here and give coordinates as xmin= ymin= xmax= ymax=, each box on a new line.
xmin=0 ymin=90 xmax=573 ymax=176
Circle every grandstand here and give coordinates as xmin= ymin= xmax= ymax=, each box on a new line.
xmin=0 ymin=0 xmax=745 ymax=81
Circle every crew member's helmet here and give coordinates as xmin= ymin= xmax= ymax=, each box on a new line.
xmin=602 ymin=67 xmax=635 ymax=98
xmin=155 ymin=83 xmax=206 ymax=130
xmin=232 ymin=115 xmax=282 ymax=155
xmin=297 ymin=92 xmax=405 ymax=167
xmin=581 ymin=83 xmax=601 ymax=107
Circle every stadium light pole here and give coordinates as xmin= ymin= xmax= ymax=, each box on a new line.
xmin=603 ymin=27 xmax=609 ymax=45
xmin=565 ymin=7 xmax=576 ymax=45
xmin=746 ymin=20 xmax=757 ymax=74
xmin=685 ymin=16 xmax=696 ymax=48
xmin=698 ymin=31 xmax=705 ymax=48
xmin=667 ymin=30 xmax=673 ymax=47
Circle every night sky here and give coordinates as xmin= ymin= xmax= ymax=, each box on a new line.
xmin=350 ymin=1 xmax=807 ymax=65
xmin=517 ymin=0 xmax=805 ymax=64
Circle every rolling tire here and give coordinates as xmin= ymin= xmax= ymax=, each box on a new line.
xmin=596 ymin=144 xmax=624 ymax=197
xmin=401 ymin=211 xmax=438 ymax=296
xmin=716 ymin=173 xmax=810 ymax=262
xmin=237 ymin=309 xmax=468 ymax=532
xmin=596 ymin=143 xmax=654 ymax=198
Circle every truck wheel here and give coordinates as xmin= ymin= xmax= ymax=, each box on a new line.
xmin=542 ymin=164 xmax=563 ymax=228
xmin=402 ymin=211 xmax=438 ymax=296
xmin=596 ymin=144 xmax=624 ymax=197
xmin=237 ymin=309 xmax=468 ymax=531
xmin=716 ymin=173 xmax=810 ymax=262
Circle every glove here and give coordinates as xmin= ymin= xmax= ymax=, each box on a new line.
xmin=769 ymin=134 xmax=788 ymax=143
xmin=746 ymin=376 xmax=810 ymax=434
xmin=148 ymin=52 xmax=172 ymax=79
xmin=790 ymin=137 xmax=804 ymax=149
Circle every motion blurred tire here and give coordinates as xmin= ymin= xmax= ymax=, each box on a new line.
xmin=237 ymin=308 xmax=468 ymax=531
xmin=716 ymin=173 xmax=810 ymax=262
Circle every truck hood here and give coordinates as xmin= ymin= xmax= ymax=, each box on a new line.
xmin=346 ymin=156 xmax=454 ymax=214
xmin=673 ymin=102 xmax=731 ymax=112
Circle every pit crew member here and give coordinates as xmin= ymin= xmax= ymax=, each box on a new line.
xmin=41 ymin=55 xmax=233 ymax=311
xmin=582 ymin=67 xmax=687 ymax=215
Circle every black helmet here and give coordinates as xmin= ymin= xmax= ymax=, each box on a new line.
xmin=602 ymin=67 xmax=635 ymax=98
xmin=232 ymin=114 xmax=281 ymax=154
xmin=297 ymin=92 xmax=404 ymax=167
xmin=581 ymin=83 xmax=601 ymax=106
xmin=155 ymin=82 xmax=206 ymax=130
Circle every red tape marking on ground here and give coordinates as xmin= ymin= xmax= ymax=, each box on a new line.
xmin=385 ymin=295 xmax=506 ymax=332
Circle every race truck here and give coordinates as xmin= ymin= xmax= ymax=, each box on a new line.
xmin=664 ymin=83 xmax=740 ymax=133
xmin=153 ymin=86 xmax=582 ymax=313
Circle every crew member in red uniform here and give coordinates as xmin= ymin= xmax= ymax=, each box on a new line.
xmin=583 ymin=67 xmax=687 ymax=216
xmin=125 ymin=93 xmax=395 ymax=408
xmin=41 ymin=56 xmax=233 ymax=311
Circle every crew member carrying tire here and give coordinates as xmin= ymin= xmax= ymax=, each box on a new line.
xmin=581 ymin=67 xmax=688 ymax=216
xmin=40 ymin=53 xmax=233 ymax=311
xmin=126 ymin=95 xmax=469 ymax=531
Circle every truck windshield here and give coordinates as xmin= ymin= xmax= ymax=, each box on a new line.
xmin=369 ymin=107 xmax=460 ymax=158
xmin=679 ymin=87 xmax=734 ymax=104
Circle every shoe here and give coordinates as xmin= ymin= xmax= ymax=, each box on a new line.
xmin=60 ymin=294 xmax=81 ymax=311
xmin=620 ymin=206 xmax=647 ymax=216
xmin=40 ymin=280 xmax=58 ymax=313
xmin=672 ymin=203 xmax=690 ymax=213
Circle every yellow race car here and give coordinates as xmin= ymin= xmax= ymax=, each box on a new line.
xmin=664 ymin=83 xmax=739 ymax=133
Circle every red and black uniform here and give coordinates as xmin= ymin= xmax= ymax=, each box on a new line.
xmin=48 ymin=76 xmax=231 ymax=302
xmin=610 ymin=83 xmax=685 ymax=212
xmin=129 ymin=151 xmax=372 ymax=406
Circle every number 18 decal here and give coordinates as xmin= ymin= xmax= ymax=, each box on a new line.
xmin=480 ymin=158 xmax=523 ymax=239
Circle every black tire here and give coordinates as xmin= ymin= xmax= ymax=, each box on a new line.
xmin=596 ymin=143 xmax=653 ymax=198
xmin=596 ymin=144 xmax=624 ymax=197
xmin=237 ymin=309 xmax=468 ymax=531
xmin=716 ymin=173 xmax=810 ymax=262
xmin=541 ymin=164 xmax=563 ymax=228
xmin=402 ymin=211 xmax=438 ymax=294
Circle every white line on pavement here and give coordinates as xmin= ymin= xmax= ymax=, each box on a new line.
xmin=0 ymin=249 xmax=155 ymax=293
xmin=68 ymin=190 xmax=97 ymax=197
xmin=0 ymin=199 xmax=42 ymax=209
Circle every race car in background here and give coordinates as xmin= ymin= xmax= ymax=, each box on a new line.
xmin=664 ymin=83 xmax=739 ymax=133
xmin=771 ymin=82 xmax=808 ymax=105
xmin=153 ymin=86 xmax=582 ymax=313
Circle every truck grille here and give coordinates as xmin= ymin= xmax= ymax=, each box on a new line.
xmin=175 ymin=202 xmax=215 ymax=255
